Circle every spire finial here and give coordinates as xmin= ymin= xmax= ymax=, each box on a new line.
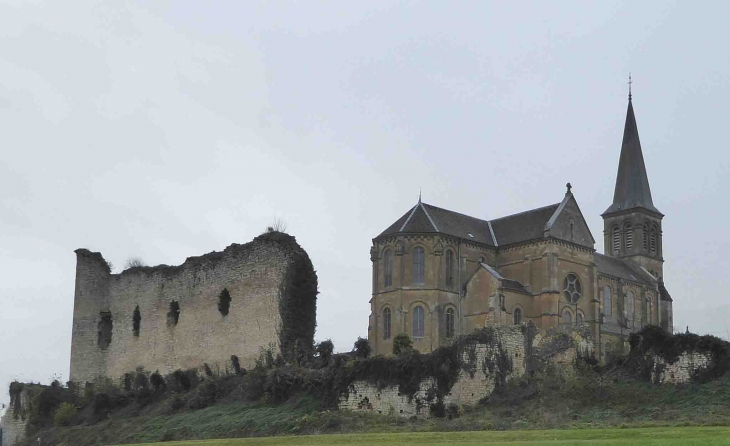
xmin=418 ymin=187 xmax=422 ymax=203
xmin=566 ymin=182 xmax=572 ymax=194
xmin=628 ymin=73 xmax=633 ymax=101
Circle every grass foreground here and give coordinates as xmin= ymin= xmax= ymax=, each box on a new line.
xmin=115 ymin=427 xmax=730 ymax=445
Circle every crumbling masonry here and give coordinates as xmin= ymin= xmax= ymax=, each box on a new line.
xmin=69 ymin=232 xmax=318 ymax=385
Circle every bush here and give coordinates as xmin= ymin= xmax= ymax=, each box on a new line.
xmin=354 ymin=337 xmax=372 ymax=359
xmin=151 ymin=371 xmax=166 ymax=392
xmin=53 ymin=402 xmax=77 ymax=427
xmin=231 ymin=355 xmax=242 ymax=375
xmin=393 ymin=333 xmax=413 ymax=356
xmin=316 ymin=340 xmax=334 ymax=363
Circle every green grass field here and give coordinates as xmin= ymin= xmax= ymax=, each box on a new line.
xmin=117 ymin=427 xmax=730 ymax=446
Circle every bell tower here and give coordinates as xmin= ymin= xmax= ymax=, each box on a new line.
xmin=602 ymin=87 xmax=664 ymax=279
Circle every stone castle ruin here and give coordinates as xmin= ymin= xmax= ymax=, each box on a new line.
xmin=69 ymin=231 xmax=318 ymax=384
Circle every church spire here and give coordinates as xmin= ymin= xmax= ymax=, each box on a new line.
xmin=603 ymin=90 xmax=662 ymax=216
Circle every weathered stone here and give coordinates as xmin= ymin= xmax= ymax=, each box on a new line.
xmin=69 ymin=232 xmax=317 ymax=385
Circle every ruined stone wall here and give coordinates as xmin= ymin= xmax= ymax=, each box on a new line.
xmin=0 ymin=409 xmax=26 ymax=446
xmin=652 ymin=351 xmax=712 ymax=384
xmin=340 ymin=325 xmax=591 ymax=418
xmin=70 ymin=232 xmax=317 ymax=384
xmin=0 ymin=387 xmax=39 ymax=446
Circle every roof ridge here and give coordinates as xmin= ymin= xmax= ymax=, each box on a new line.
xmin=399 ymin=204 xmax=420 ymax=232
xmin=419 ymin=202 xmax=439 ymax=232
xmin=489 ymin=202 xmax=560 ymax=223
xmin=487 ymin=221 xmax=498 ymax=246
xmin=421 ymin=202 xmax=490 ymax=224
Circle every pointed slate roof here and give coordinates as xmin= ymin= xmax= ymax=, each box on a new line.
xmin=604 ymin=98 xmax=662 ymax=216
xmin=376 ymin=201 xmax=495 ymax=246
xmin=376 ymin=199 xmax=579 ymax=248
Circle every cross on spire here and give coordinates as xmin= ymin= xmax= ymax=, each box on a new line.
xmin=628 ymin=73 xmax=633 ymax=101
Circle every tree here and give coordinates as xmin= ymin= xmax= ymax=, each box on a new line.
xmin=392 ymin=333 xmax=413 ymax=356
xmin=353 ymin=337 xmax=371 ymax=359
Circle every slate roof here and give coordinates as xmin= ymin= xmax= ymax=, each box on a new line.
xmin=604 ymin=98 xmax=662 ymax=216
xmin=376 ymin=202 xmax=494 ymax=246
xmin=594 ymin=253 xmax=655 ymax=286
xmin=489 ymin=203 xmax=560 ymax=246
xmin=501 ymin=278 xmax=529 ymax=294
xmin=376 ymin=200 xmax=566 ymax=248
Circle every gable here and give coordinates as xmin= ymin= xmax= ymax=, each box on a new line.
xmin=545 ymin=195 xmax=595 ymax=248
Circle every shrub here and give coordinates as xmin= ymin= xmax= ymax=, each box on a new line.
xmin=168 ymin=369 xmax=198 ymax=392
xmin=316 ymin=340 xmax=334 ymax=362
xmin=150 ymin=371 xmax=166 ymax=392
xmin=231 ymin=355 xmax=242 ymax=375
xmin=53 ymin=402 xmax=77 ymax=427
xmin=354 ymin=337 xmax=372 ymax=359
xmin=124 ymin=257 xmax=146 ymax=269
xmin=392 ymin=333 xmax=413 ymax=356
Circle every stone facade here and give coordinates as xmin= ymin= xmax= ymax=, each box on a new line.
xmin=369 ymin=97 xmax=674 ymax=361
xmin=340 ymin=324 xmax=593 ymax=418
xmin=70 ymin=232 xmax=317 ymax=385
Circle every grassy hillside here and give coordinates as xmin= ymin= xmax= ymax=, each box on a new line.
xmin=20 ymin=372 xmax=730 ymax=446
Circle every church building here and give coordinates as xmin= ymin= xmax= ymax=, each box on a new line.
xmin=368 ymin=94 xmax=673 ymax=361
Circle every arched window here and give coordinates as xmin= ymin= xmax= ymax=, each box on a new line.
xmin=445 ymin=249 xmax=454 ymax=288
xmin=577 ymin=312 xmax=584 ymax=326
xmin=563 ymin=273 xmax=582 ymax=303
xmin=413 ymin=305 xmax=425 ymax=339
xmin=513 ymin=308 xmax=522 ymax=325
xmin=612 ymin=226 xmax=621 ymax=254
xmin=645 ymin=298 xmax=651 ymax=325
xmin=413 ymin=247 xmax=425 ymax=285
xmin=563 ymin=310 xmax=572 ymax=328
xmin=383 ymin=249 xmax=393 ymax=287
xmin=624 ymin=222 xmax=633 ymax=250
xmin=382 ymin=307 xmax=391 ymax=340
xmin=643 ymin=223 xmax=649 ymax=250
xmin=625 ymin=290 xmax=635 ymax=321
xmin=603 ymin=285 xmax=612 ymax=316
xmin=445 ymin=308 xmax=455 ymax=338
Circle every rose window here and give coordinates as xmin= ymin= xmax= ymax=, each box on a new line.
xmin=563 ymin=274 xmax=582 ymax=303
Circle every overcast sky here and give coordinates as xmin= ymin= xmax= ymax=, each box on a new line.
xmin=1 ymin=0 xmax=729 ymax=410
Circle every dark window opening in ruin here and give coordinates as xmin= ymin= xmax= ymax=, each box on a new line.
xmin=167 ymin=301 xmax=180 ymax=327
xmin=132 ymin=306 xmax=141 ymax=337
xmin=98 ymin=312 xmax=113 ymax=349
xmin=218 ymin=288 xmax=232 ymax=316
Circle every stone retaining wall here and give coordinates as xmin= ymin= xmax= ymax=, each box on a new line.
xmin=339 ymin=325 xmax=593 ymax=418
xmin=652 ymin=351 xmax=712 ymax=384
